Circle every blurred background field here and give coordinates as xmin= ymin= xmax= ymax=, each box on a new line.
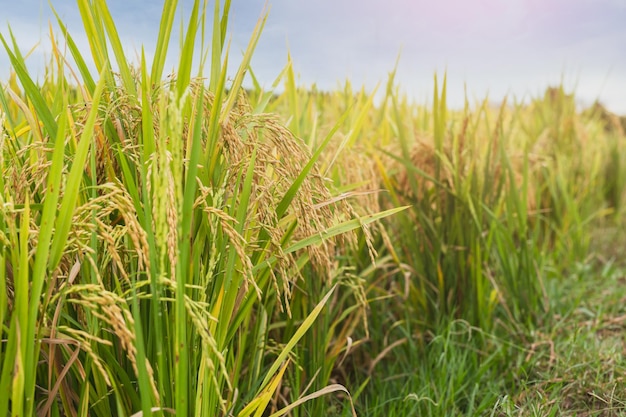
xmin=1 ymin=1 xmax=626 ymax=416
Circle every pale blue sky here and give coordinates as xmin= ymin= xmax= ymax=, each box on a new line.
xmin=1 ymin=0 xmax=625 ymax=113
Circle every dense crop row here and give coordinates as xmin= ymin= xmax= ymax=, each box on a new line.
xmin=1 ymin=1 xmax=624 ymax=416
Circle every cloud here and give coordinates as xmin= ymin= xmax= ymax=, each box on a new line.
xmin=2 ymin=0 xmax=625 ymax=114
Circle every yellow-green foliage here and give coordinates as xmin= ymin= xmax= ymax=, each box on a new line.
xmin=256 ymin=73 xmax=626 ymax=331
xmin=0 ymin=1 xmax=403 ymax=416
xmin=1 ymin=1 xmax=625 ymax=416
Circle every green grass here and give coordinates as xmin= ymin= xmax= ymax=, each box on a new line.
xmin=338 ymin=252 xmax=626 ymax=416
xmin=1 ymin=1 xmax=626 ymax=416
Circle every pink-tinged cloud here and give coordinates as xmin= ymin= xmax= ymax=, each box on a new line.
xmin=2 ymin=0 xmax=626 ymax=113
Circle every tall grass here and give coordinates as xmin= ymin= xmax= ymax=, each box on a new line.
xmin=2 ymin=1 xmax=626 ymax=416
xmin=254 ymin=68 xmax=626 ymax=413
xmin=0 ymin=1 xmax=403 ymax=415
xmin=289 ymin=75 xmax=623 ymax=326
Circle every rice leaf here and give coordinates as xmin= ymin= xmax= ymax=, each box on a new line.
xmin=258 ymin=285 xmax=337 ymax=392
xmin=176 ymin=0 xmax=201 ymax=99
xmin=220 ymin=7 xmax=268 ymax=122
xmin=95 ymin=0 xmax=137 ymax=98
xmin=151 ymin=0 xmax=179 ymax=82
xmin=0 ymin=30 xmax=58 ymax=138
xmin=49 ymin=68 xmax=107 ymax=271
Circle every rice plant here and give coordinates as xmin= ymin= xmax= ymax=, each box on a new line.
xmin=0 ymin=1 xmax=404 ymax=415
xmin=2 ymin=1 xmax=626 ymax=416
xmin=251 ymin=66 xmax=626 ymax=414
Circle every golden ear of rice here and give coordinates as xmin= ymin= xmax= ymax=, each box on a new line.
xmin=215 ymin=93 xmax=356 ymax=308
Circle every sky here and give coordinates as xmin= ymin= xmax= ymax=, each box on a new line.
xmin=1 ymin=0 xmax=625 ymax=113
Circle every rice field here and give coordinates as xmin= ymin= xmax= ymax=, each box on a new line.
xmin=1 ymin=1 xmax=626 ymax=416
